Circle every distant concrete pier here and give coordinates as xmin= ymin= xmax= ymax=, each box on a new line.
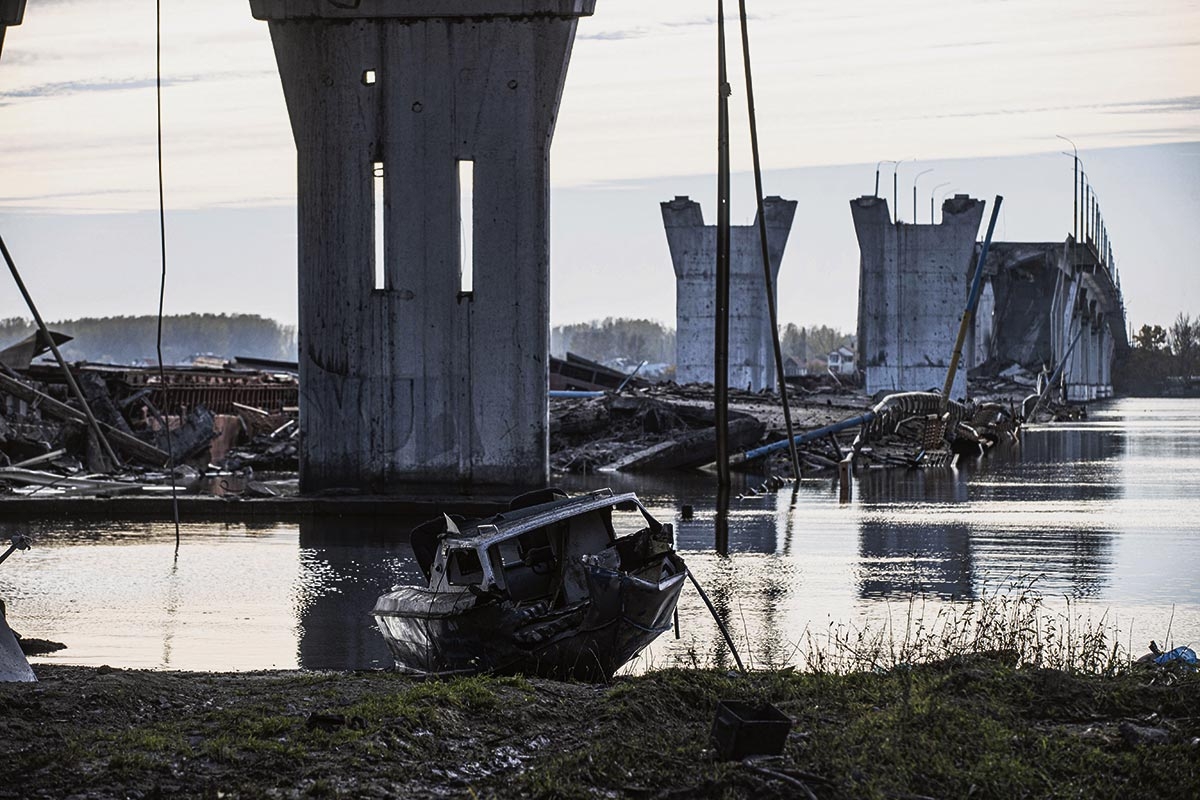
xmin=852 ymin=194 xmax=985 ymax=399
xmin=251 ymin=1 xmax=595 ymax=492
xmin=662 ymin=195 xmax=797 ymax=392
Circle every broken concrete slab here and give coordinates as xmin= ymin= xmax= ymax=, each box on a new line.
xmin=0 ymin=329 xmax=72 ymax=372
xmin=617 ymin=416 xmax=765 ymax=472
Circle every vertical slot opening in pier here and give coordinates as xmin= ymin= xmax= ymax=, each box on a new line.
xmin=362 ymin=69 xmax=376 ymax=85
xmin=458 ymin=159 xmax=474 ymax=295
xmin=373 ymin=160 xmax=385 ymax=290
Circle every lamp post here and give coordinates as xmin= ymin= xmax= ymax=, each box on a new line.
xmin=1056 ymin=135 xmax=1079 ymax=255
xmin=1087 ymin=183 xmax=1096 ymax=246
xmin=1084 ymin=173 xmax=1094 ymax=248
xmin=875 ymin=159 xmax=896 ymax=198
xmin=936 ymin=186 xmax=956 ymax=223
xmin=892 ymin=158 xmax=907 ymax=224
xmin=912 ymin=168 xmax=933 ymax=223
xmin=930 ymin=181 xmax=951 ymax=223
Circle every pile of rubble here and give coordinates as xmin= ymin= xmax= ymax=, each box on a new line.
xmin=550 ymin=381 xmax=871 ymax=476
xmin=550 ymin=391 xmax=762 ymax=474
xmin=0 ymin=334 xmax=299 ymax=498
xmin=968 ymin=362 xmax=1089 ymax=424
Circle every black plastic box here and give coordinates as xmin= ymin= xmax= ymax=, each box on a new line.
xmin=710 ymin=700 xmax=793 ymax=761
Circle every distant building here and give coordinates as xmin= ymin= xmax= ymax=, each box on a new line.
xmin=828 ymin=346 xmax=856 ymax=376
xmin=783 ymin=356 xmax=808 ymax=378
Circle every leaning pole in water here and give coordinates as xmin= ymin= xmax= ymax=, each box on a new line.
xmin=942 ymin=195 xmax=1003 ymax=403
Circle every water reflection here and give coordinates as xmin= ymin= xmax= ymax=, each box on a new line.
xmin=295 ymin=517 xmax=424 ymax=670
xmin=2 ymin=399 xmax=1197 ymax=671
xmin=850 ymin=430 xmax=1119 ymax=601
xmin=854 ymin=467 xmax=972 ymax=599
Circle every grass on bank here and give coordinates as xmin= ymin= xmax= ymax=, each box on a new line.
xmin=786 ymin=579 xmax=1150 ymax=677
xmin=2 ymin=585 xmax=1197 ymax=800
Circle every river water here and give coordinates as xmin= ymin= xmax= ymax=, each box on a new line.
xmin=2 ymin=398 xmax=1196 ymax=673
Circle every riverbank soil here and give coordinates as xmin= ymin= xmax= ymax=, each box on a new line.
xmin=3 ymin=656 xmax=1196 ymax=799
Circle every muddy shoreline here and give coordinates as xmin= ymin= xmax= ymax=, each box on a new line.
xmin=4 ymin=659 xmax=1196 ymax=799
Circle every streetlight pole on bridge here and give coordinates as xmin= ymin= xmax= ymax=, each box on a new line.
xmin=1056 ymin=135 xmax=1079 ymax=258
xmin=913 ymin=168 xmax=933 ymax=223
xmin=875 ymin=160 xmax=896 ymax=199
xmin=930 ymin=182 xmax=951 ymax=223
xmin=892 ymin=158 xmax=908 ymax=224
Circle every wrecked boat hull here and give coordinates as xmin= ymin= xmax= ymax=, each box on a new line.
xmin=372 ymin=488 xmax=688 ymax=681
xmin=375 ymin=554 xmax=686 ymax=681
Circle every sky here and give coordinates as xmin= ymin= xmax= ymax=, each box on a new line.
xmin=0 ymin=0 xmax=1198 ymax=335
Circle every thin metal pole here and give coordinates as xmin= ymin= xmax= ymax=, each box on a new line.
xmin=1026 ymin=325 xmax=1083 ymax=421
xmin=874 ymin=159 xmax=895 ymax=198
xmin=715 ymin=483 xmax=730 ymax=556
xmin=892 ymin=159 xmax=904 ymax=224
xmin=729 ymin=410 xmax=878 ymax=463
xmin=1057 ymin=135 xmax=1078 ymax=255
xmin=1081 ymin=174 xmax=1087 ymax=244
xmin=156 ymin=0 xmax=181 ymax=550
xmin=1084 ymin=184 xmax=1089 ymax=242
xmin=686 ymin=570 xmax=746 ymax=673
xmin=1090 ymin=186 xmax=1096 ymax=245
xmin=1075 ymin=151 xmax=1084 ymax=248
xmin=715 ymin=0 xmax=731 ymax=488
xmin=930 ymin=182 xmax=950 ymax=225
xmin=0 ymin=233 xmax=121 ymax=467
xmin=737 ymin=0 xmax=800 ymax=478
xmin=942 ymin=195 xmax=1003 ymax=401
xmin=912 ymin=168 xmax=933 ymax=223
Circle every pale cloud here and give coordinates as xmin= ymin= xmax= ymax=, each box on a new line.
xmin=0 ymin=0 xmax=1198 ymax=212
xmin=577 ymin=28 xmax=650 ymax=42
xmin=1 ymin=76 xmax=183 ymax=100
xmin=1105 ymin=96 xmax=1200 ymax=115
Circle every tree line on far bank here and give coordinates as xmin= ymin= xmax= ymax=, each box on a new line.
xmin=1 ymin=313 xmax=856 ymax=377
xmin=0 ymin=314 xmax=297 ymax=366
xmin=1115 ymin=313 xmax=1200 ymax=395
xmin=551 ymin=318 xmax=853 ymax=370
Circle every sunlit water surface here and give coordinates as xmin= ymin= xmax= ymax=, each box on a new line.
xmin=2 ymin=398 xmax=1197 ymax=673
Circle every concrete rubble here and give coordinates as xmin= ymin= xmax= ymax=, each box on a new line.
xmin=550 ymin=369 xmax=1084 ymax=477
xmin=0 ymin=337 xmax=1093 ymax=500
xmin=550 ymin=377 xmax=873 ymax=475
xmin=0 ymin=355 xmax=298 ymax=499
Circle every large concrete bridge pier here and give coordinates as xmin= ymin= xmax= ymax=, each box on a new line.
xmin=251 ymin=1 xmax=595 ymax=492
xmin=661 ymin=195 xmax=797 ymax=392
xmin=851 ymin=194 xmax=986 ymax=399
xmin=0 ymin=0 xmax=26 ymax=61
